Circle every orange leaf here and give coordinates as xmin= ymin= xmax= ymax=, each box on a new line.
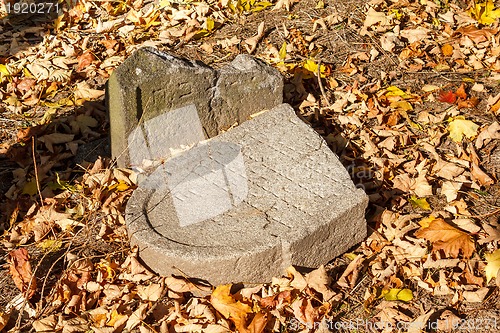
xmin=455 ymin=83 xmax=468 ymax=100
xmin=438 ymin=90 xmax=457 ymax=104
xmin=8 ymin=248 xmax=37 ymax=299
xmin=457 ymin=96 xmax=480 ymax=109
xmin=210 ymin=284 xmax=253 ymax=330
xmin=77 ymin=50 xmax=95 ymax=72
xmin=415 ymin=218 xmax=475 ymax=258
xmin=441 ymin=44 xmax=454 ymax=57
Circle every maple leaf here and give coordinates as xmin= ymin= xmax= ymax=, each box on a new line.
xmin=438 ymin=90 xmax=457 ymax=104
xmin=210 ymin=284 xmax=253 ymax=331
xmin=415 ymin=218 xmax=475 ymax=258
xmin=484 ymin=249 xmax=500 ymax=283
xmin=448 ymin=117 xmax=479 ymax=142
xmin=468 ymin=0 xmax=500 ymax=25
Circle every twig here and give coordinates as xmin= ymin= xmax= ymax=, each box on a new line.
xmin=316 ymin=60 xmax=331 ymax=107
xmin=31 ymin=137 xmax=44 ymax=206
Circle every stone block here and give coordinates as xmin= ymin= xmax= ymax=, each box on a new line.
xmin=125 ymin=104 xmax=368 ymax=284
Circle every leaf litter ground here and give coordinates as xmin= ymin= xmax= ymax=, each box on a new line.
xmin=1 ymin=0 xmax=500 ymax=332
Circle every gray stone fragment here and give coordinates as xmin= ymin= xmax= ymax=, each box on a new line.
xmin=125 ymin=104 xmax=368 ymax=284
xmin=107 ymin=47 xmax=283 ymax=167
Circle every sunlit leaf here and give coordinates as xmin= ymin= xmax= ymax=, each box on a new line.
xmin=485 ymin=249 xmax=500 ymax=283
xmin=415 ymin=218 xmax=475 ymax=258
xmin=468 ymin=0 xmax=500 ymax=25
xmin=279 ymin=42 xmax=287 ymax=60
xmin=409 ymin=196 xmax=431 ymax=211
xmin=382 ymin=288 xmax=413 ymax=302
xmin=448 ymin=117 xmax=479 ymax=142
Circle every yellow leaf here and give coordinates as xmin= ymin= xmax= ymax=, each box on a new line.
xmin=390 ymin=101 xmax=413 ymax=111
xmin=485 ymin=249 xmax=500 ymax=283
xmin=382 ymin=288 xmax=413 ymax=302
xmin=415 ymin=218 xmax=475 ymax=258
xmin=210 ymin=284 xmax=252 ymax=328
xmin=251 ymin=1 xmax=273 ymax=12
xmin=315 ymin=0 xmax=324 ymax=9
xmin=385 ymin=86 xmax=412 ymax=99
xmin=409 ymin=196 xmax=431 ymax=211
xmin=158 ymin=0 xmax=172 ymax=9
xmin=302 ymin=59 xmax=326 ymax=78
xmin=37 ymin=239 xmax=63 ymax=252
xmin=109 ymin=181 xmax=130 ymax=192
xmin=0 ymin=64 xmax=10 ymax=77
xmin=206 ymin=17 xmax=215 ymax=31
xmin=448 ymin=117 xmax=479 ymax=142
xmin=468 ymin=1 xmax=500 ymax=25
xmin=107 ymin=309 xmax=128 ymax=327
xmin=419 ymin=215 xmax=437 ymax=228
xmin=279 ymin=42 xmax=287 ymax=60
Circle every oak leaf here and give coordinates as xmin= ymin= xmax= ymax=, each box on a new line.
xmin=415 ymin=218 xmax=475 ymax=258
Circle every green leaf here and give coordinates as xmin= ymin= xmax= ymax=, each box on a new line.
xmin=409 ymin=196 xmax=431 ymax=211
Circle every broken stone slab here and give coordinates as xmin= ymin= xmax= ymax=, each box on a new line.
xmin=107 ymin=47 xmax=283 ymax=167
xmin=125 ymin=103 xmax=368 ymax=285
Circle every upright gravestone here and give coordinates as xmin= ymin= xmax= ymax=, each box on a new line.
xmin=107 ymin=47 xmax=283 ymax=168
xmin=109 ymin=48 xmax=368 ymax=284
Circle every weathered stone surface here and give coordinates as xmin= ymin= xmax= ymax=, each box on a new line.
xmin=125 ymin=104 xmax=368 ymax=284
xmin=107 ymin=47 xmax=283 ymax=167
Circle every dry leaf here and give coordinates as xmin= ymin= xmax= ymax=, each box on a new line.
xmin=8 ymin=248 xmax=37 ymax=299
xmin=448 ymin=117 xmax=479 ymax=142
xmin=210 ymin=284 xmax=253 ymax=331
xmin=475 ymin=122 xmax=500 ymax=149
xmin=244 ymin=22 xmax=265 ymax=54
xmin=415 ymin=218 xmax=475 ymax=258
xmin=485 ymin=249 xmax=500 ymax=283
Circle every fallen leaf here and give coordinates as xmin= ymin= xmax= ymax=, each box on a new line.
xmin=273 ymin=0 xmax=298 ymax=11
xmin=382 ymin=288 xmax=413 ymax=302
xmin=74 ymin=81 xmax=105 ymax=101
xmin=210 ymin=284 xmax=253 ymax=331
xmin=244 ymin=22 xmax=265 ymax=54
xmin=438 ymin=90 xmax=457 ymax=104
xmin=38 ymin=133 xmax=75 ymax=153
xmin=409 ymin=196 xmax=431 ymax=211
xmin=0 ymin=311 xmax=10 ymax=331
xmin=8 ymin=248 xmax=37 ymax=299
xmin=475 ymin=122 xmax=500 ymax=149
xmin=463 ymin=288 xmax=489 ymax=302
xmin=485 ymin=249 xmax=500 ymax=283
xmin=441 ymin=181 xmax=462 ymax=202
xmin=415 ymin=218 xmax=475 ymax=258
xmin=76 ymin=50 xmax=95 ymax=72
xmin=468 ymin=0 xmax=500 ymax=25
xmin=448 ymin=117 xmax=479 ymax=142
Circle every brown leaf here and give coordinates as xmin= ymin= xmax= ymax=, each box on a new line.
xmin=8 ymin=248 xmax=37 ymax=299
xmin=415 ymin=218 xmax=475 ymax=258
xmin=471 ymin=162 xmax=494 ymax=186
